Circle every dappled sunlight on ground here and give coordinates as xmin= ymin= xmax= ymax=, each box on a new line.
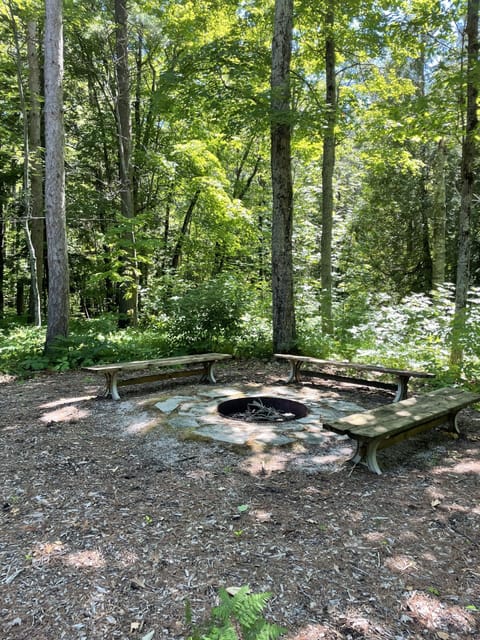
xmin=123 ymin=413 xmax=161 ymax=435
xmin=40 ymin=405 xmax=91 ymax=423
xmin=2 ymin=365 xmax=480 ymax=639
xmin=384 ymin=553 xmax=419 ymax=574
xmin=31 ymin=540 xmax=67 ymax=565
xmin=287 ymin=623 xmax=337 ymax=640
xmin=38 ymin=394 xmax=95 ymax=423
xmin=433 ymin=458 xmax=480 ymax=475
xmin=39 ymin=395 xmax=96 ymax=409
xmin=403 ymin=591 xmax=476 ymax=634
xmin=63 ymin=549 xmax=106 ymax=569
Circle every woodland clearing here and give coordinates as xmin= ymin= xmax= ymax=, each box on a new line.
xmin=1 ymin=359 xmax=479 ymax=640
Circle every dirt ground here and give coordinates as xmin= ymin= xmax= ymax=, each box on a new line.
xmin=1 ymin=359 xmax=479 ymax=640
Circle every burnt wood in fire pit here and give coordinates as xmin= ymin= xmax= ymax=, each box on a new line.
xmin=218 ymin=396 xmax=308 ymax=423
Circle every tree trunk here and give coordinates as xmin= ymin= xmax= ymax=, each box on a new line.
xmin=8 ymin=4 xmax=43 ymax=327
xmin=0 ymin=196 xmax=4 ymax=317
xmin=271 ymin=0 xmax=296 ymax=353
xmin=114 ymin=0 xmax=138 ymax=328
xmin=431 ymin=138 xmax=447 ymax=287
xmin=27 ymin=19 xmax=44 ymax=325
xmin=451 ymin=0 xmax=479 ymax=367
xmin=170 ymin=190 xmax=200 ymax=271
xmin=44 ymin=0 xmax=69 ymax=351
xmin=320 ymin=0 xmax=336 ymax=335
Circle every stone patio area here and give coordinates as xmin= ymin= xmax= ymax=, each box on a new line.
xmin=153 ymin=383 xmax=366 ymax=451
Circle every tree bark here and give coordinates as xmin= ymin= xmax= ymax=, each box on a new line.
xmin=320 ymin=0 xmax=336 ymax=335
xmin=170 ymin=190 xmax=200 ymax=271
xmin=0 ymin=196 xmax=4 ymax=317
xmin=7 ymin=4 xmax=44 ymax=326
xmin=431 ymin=138 xmax=447 ymax=287
xmin=27 ymin=19 xmax=44 ymax=325
xmin=44 ymin=0 xmax=69 ymax=351
xmin=451 ymin=0 xmax=479 ymax=367
xmin=114 ymin=0 xmax=138 ymax=328
xmin=271 ymin=0 xmax=296 ymax=353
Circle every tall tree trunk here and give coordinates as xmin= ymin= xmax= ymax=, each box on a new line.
xmin=451 ymin=0 xmax=479 ymax=367
xmin=431 ymin=138 xmax=447 ymax=287
xmin=44 ymin=0 xmax=69 ymax=351
xmin=8 ymin=3 xmax=43 ymax=326
xmin=320 ymin=0 xmax=336 ymax=335
xmin=271 ymin=0 xmax=296 ymax=353
xmin=114 ymin=0 xmax=138 ymax=328
xmin=0 ymin=196 xmax=4 ymax=317
xmin=27 ymin=19 xmax=44 ymax=325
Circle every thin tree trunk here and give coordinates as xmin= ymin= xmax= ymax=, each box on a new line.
xmin=271 ymin=0 xmax=296 ymax=353
xmin=44 ymin=0 xmax=69 ymax=351
xmin=8 ymin=4 xmax=43 ymax=327
xmin=170 ymin=190 xmax=200 ymax=271
xmin=0 ymin=196 xmax=4 ymax=317
xmin=115 ymin=0 xmax=138 ymax=328
xmin=431 ymin=139 xmax=447 ymax=287
xmin=451 ymin=0 xmax=479 ymax=367
xmin=320 ymin=0 xmax=336 ymax=335
xmin=27 ymin=19 xmax=44 ymax=324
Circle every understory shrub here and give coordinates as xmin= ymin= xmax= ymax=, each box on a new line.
xmin=338 ymin=285 xmax=480 ymax=386
xmin=161 ymin=275 xmax=250 ymax=352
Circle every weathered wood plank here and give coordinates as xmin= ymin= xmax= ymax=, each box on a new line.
xmin=327 ymin=388 xmax=480 ymax=439
xmin=83 ymin=353 xmax=232 ymax=399
xmin=83 ymin=353 xmax=232 ymax=373
xmin=323 ymin=386 xmax=480 ymax=474
xmin=274 ymin=354 xmax=435 ymax=378
xmin=274 ymin=353 xmax=434 ymax=401
xmin=117 ymin=367 xmax=208 ymax=387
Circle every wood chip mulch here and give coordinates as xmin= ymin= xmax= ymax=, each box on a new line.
xmin=1 ymin=360 xmax=479 ymax=640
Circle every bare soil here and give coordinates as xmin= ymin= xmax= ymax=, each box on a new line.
xmin=1 ymin=359 xmax=479 ymax=640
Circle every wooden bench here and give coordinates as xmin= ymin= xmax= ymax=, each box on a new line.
xmin=323 ymin=387 xmax=480 ymax=474
xmin=83 ymin=353 xmax=232 ymax=400
xmin=274 ymin=354 xmax=435 ymax=402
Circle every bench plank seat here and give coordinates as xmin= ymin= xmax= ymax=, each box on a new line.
xmin=275 ymin=354 xmax=435 ymax=402
xmin=83 ymin=353 xmax=232 ymax=400
xmin=323 ymin=387 xmax=480 ymax=474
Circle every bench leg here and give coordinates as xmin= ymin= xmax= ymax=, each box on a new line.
xmin=350 ymin=439 xmax=383 ymax=475
xmin=103 ymin=372 xmax=121 ymax=401
xmin=393 ymin=375 xmax=410 ymax=402
xmin=447 ymin=410 xmax=461 ymax=435
xmin=200 ymin=361 xmax=218 ymax=384
xmin=284 ymin=360 xmax=302 ymax=384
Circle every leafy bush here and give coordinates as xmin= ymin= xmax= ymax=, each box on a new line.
xmin=0 ymin=320 xmax=171 ymax=376
xmin=295 ymin=284 xmax=480 ymax=388
xmin=162 ymin=275 xmax=249 ymax=352
xmin=188 ymin=586 xmax=285 ymax=640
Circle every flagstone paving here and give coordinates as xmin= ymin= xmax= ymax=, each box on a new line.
xmin=153 ymin=383 xmax=365 ymax=449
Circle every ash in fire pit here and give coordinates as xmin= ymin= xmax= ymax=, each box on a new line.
xmin=218 ymin=396 xmax=308 ymax=423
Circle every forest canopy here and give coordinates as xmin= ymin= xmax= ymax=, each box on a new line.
xmin=0 ymin=0 xmax=479 ymax=383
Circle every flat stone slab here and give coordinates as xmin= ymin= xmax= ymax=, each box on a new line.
xmin=168 ymin=416 xmax=200 ymax=429
xmin=155 ymin=396 xmax=192 ymax=413
xmin=197 ymin=387 xmax=242 ymax=399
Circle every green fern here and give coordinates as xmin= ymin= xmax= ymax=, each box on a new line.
xmin=189 ymin=586 xmax=285 ymax=640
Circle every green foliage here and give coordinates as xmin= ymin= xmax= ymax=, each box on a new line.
xmin=296 ymin=284 xmax=480 ymax=388
xmin=155 ymin=275 xmax=249 ymax=352
xmin=188 ymin=586 xmax=285 ymax=640
xmin=0 ymin=316 xmax=171 ymax=376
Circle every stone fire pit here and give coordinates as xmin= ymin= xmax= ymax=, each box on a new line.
xmin=153 ymin=384 xmax=365 ymax=449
